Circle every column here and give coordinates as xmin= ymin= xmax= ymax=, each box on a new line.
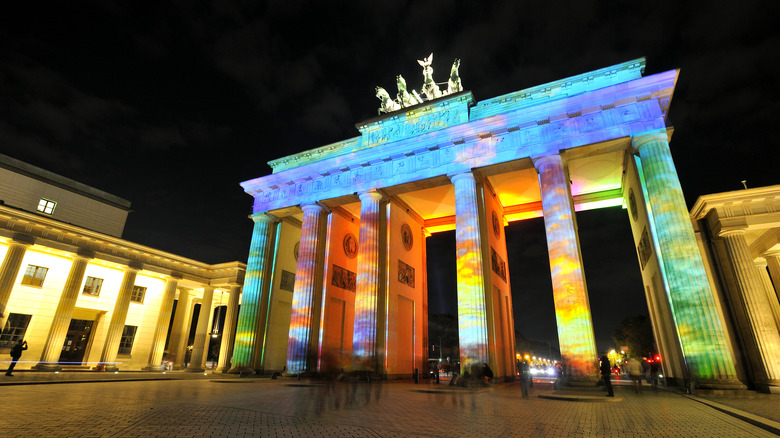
xmin=35 ymin=249 xmax=94 ymax=371
xmin=755 ymin=258 xmax=780 ymax=331
xmin=186 ymin=286 xmax=215 ymax=372
xmin=169 ymin=288 xmax=192 ymax=369
xmin=0 ymin=234 xmax=35 ymax=327
xmin=533 ymin=155 xmax=598 ymax=382
xmin=143 ymin=274 xmax=181 ymax=371
xmin=633 ymin=130 xmax=740 ymax=387
xmin=719 ymin=229 xmax=780 ymax=387
xmin=448 ymin=172 xmax=490 ymax=374
xmin=97 ymin=261 xmax=142 ymax=371
xmin=765 ymin=252 xmax=780 ymax=306
xmin=229 ymin=213 xmax=276 ymax=374
xmin=287 ymin=203 xmax=327 ymax=374
xmin=351 ymin=191 xmax=386 ymax=372
xmin=217 ymin=284 xmax=241 ymax=372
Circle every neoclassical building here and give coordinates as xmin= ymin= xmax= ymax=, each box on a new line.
xmin=0 ymin=154 xmax=244 ymax=372
xmin=233 ymin=56 xmax=778 ymax=391
xmin=691 ymin=186 xmax=780 ymax=393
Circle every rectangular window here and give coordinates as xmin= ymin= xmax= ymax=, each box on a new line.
xmin=37 ymin=198 xmax=56 ymax=214
xmin=118 ymin=325 xmax=137 ymax=355
xmin=21 ymin=265 xmax=49 ymax=287
xmin=0 ymin=314 xmax=32 ymax=349
xmin=82 ymin=276 xmax=104 ymax=296
xmin=130 ymin=286 xmax=146 ymax=303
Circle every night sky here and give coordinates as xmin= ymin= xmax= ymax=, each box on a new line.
xmin=2 ymin=1 xmax=777 ymax=353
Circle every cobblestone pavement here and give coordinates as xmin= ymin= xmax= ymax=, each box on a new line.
xmin=2 ymin=377 xmax=778 ymax=437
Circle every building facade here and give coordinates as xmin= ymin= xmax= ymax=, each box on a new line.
xmin=0 ymin=154 xmax=244 ymax=372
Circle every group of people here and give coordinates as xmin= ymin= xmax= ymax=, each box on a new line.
xmin=600 ymin=353 xmax=661 ymax=396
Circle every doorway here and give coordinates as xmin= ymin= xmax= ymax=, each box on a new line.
xmin=59 ymin=319 xmax=94 ymax=364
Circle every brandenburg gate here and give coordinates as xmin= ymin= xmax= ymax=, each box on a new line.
xmin=229 ymin=57 xmax=745 ymax=388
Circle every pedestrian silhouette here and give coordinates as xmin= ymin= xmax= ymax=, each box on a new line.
xmin=482 ymin=362 xmax=493 ymax=385
xmin=6 ymin=339 xmax=27 ymax=376
xmin=600 ymin=354 xmax=614 ymax=397
xmin=626 ymin=357 xmax=643 ymax=393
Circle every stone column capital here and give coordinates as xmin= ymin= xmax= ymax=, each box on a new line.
xmin=531 ymin=153 xmax=564 ymax=172
xmin=753 ymin=257 xmax=768 ymax=268
xmin=300 ymin=202 xmax=327 ymax=214
xmin=716 ymin=225 xmax=748 ymax=239
xmin=631 ymin=129 xmax=670 ymax=152
xmin=250 ymin=212 xmax=277 ymax=223
xmin=358 ymin=189 xmax=384 ymax=203
xmin=11 ymin=233 xmax=35 ymax=246
xmin=74 ymin=248 xmax=96 ymax=260
xmin=447 ymin=170 xmax=476 ymax=184
xmin=762 ymin=250 xmax=780 ymax=260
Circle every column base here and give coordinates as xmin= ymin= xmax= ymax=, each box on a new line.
xmin=694 ymin=379 xmax=747 ymax=390
xmin=183 ymin=366 xmax=205 ymax=373
xmin=142 ymin=365 xmax=164 ymax=371
xmin=754 ymin=379 xmax=780 ymax=394
xmin=33 ymin=363 xmax=62 ymax=372
xmin=227 ymin=366 xmax=256 ymax=375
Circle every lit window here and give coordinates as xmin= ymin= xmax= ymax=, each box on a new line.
xmin=130 ymin=286 xmax=146 ymax=303
xmin=82 ymin=276 xmax=104 ymax=296
xmin=0 ymin=313 xmax=32 ymax=349
xmin=37 ymin=198 xmax=56 ymax=214
xmin=118 ymin=325 xmax=137 ymax=355
xmin=21 ymin=265 xmax=49 ymax=287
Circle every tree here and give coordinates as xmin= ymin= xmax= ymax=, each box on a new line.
xmin=611 ymin=315 xmax=655 ymax=358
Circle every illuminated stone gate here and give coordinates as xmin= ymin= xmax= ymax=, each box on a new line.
xmin=230 ymin=57 xmax=745 ymax=387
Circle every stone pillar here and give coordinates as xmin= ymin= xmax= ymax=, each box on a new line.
xmin=169 ymin=288 xmax=192 ymax=369
xmin=143 ymin=274 xmax=181 ymax=371
xmin=0 ymin=234 xmax=34 ymax=328
xmin=533 ymin=155 xmax=598 ymax=382
xmin=633 ymin=130 xmax=740 ymax=387
xmin=229 ymin=213 xmax=276 ymax=374
xmin=351 ymin=191 xmax=387 ymax=373
xmin=35 ymin=249 xmax=94 ymax=371
xmin=97 ymin=261 xmax=142 ymax=371
xmin=449 ymin=172 xmax=490 ymax=373
xmin=287 ymin=203 xmax=327 ymax=374
xmin=755 ymin=258 xmax=780 ymax=331
xmin=217 ymin=284 xmax=241 ymax=372
xmin=764 ymin=252 xmax=780 ymax=308
xmin=186 ymin=286 xmax=215 ymax=372
xmin=718 ymin=229 xmax=780 ymax=389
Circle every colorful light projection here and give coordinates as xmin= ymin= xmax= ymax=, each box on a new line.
xmin=231 ymin=214 xmax=275 ymax=372
xmin=286 ymin=204 xmax=326 ymax=374
xmin=352 ymin=190 xmax=385 ymax=370
xmin=633 ymin=131 xmax=737 ymax=382
xmin=450 ymin=172 xmax=489 ymax=372
xmin=534 ymin=154 xmax=598 ymax=380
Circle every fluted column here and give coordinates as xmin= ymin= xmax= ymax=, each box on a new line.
xmin=36 ymin=249 xmax=94 ymax=371
xmin=533 ymin=155 xmax=598 ymax=381
xmin=755 ymin=258 xmax=780 ymax=331
xmin=144 ymin=274 xmax=181 ymax=371
xmin=229 ymin=213 xmax=277 ymax=374
xmin=169 ymin=288 xmax=192 ymax=369
xmin=0 ymin=234 xmax=35 ymax=328
xmin=287 ymin=203 xmax=327 ymax=374
xmin=217 ymin=284 xmax=241 ymax=372
xmin=186 ymin=286 xmax=215 ymax=372
xmin=765 ymin=252 xmax=780 ymax=307
xmin=97 ymin=261 xmax=142 ymax=371
xmin=350 ymin=191 xmax=386 ymax=373
xmin=719 ymin=229 xmax=780 ymax=387
xmin=633 ymin=130 xmax=739 ymax=386
xmin=448 ymin=172 xmax=490 ymax=373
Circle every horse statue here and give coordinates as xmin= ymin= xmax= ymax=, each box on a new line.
xmin=446 ymin=58 xmax=462 ymax=95
xmin=376 ymin=86 xmax=400 ymax=114
xmin=396 ymin=74 xmax=421 ymax=107
xmin=418 ymin=53 xmax=442 ymax=100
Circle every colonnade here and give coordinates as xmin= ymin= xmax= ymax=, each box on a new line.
xmin=0 ymin=236 xmax=240 ymax=372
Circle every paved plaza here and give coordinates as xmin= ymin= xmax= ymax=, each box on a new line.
xmin=2 ymin=373 xmax=779 ymax=437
